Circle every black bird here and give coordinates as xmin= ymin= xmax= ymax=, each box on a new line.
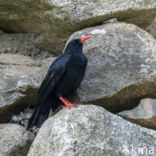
xmin=26 ymin=36 xmax=93 ymax=130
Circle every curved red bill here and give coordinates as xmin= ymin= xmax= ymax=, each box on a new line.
xmin=81 ymin=36 xmax=93 ymax=43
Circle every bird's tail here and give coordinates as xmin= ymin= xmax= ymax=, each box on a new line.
xmin=26 ymin=102 xmax=51 ymax=131
xmin=26 ymin=94 xmax=61 ymax=131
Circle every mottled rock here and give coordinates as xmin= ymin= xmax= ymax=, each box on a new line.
xmin=118 ymin=98 xmax=156 ymax=130
xmin=10 ymin=108 xmax=33 ymax=128
xmin=28 ymin=105 xmax=156 ymax=156
xmin=146 ymin=17 xmax=156 ymax=38
xmin=0 ymin=30 xmax=51 ymax=58
xmin=0 ymin=54 xmax=45 ymax=122
xmin=68 ymin=22 xmax=156 ymax=113
xmin=0 ymin=0 xmax=155 ymax=54
xmin=0 ymin=124 xmax=34 ymax=156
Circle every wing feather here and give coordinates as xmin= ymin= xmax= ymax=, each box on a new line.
xmin=37 ymin=53 xmax=71 ymax=107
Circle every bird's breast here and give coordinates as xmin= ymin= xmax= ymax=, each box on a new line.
xmin=54 ymin=55 xmax=87 ymax=97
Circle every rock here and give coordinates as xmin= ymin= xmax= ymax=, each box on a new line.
xmin=41 ymin=57 xmax=56 ymax=71
xmin=0 ymin=124 xmax=34 ymax=156
xmin=0 ymin=1 xmax=155 ymax=54
xmin=10 ymin=108 xmax=34 ymax=128
xmin=0 ymin=54 xmax=45 ymax=122
xmin=0 ymin=29 xmax=51 ymax=58
xmin=146 ymin=17 xmax=156 ymax=39
xmin=67 ymin=22 xmax=156 ymax=113
xmin=118 ymin=98 xmax=156 ymax=130
xmin=28 ymin=105 xmax=156 ymax=156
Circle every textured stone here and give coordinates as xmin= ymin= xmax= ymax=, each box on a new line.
xmin=0 ymin=54 xmax=45 ymax=122
xmin=0 ymin=0 xmax=155 ymax=54
xmin=67 ymin=22 xmax=156 ymax=113
xmin=0 ymin=29 xmax=51 ymax=58
xmin=0 ymin=124 xmax=34 ymax=156
xmin=146 ymin=17 xmax=156 ymax=38
xmin=119 ymin=98 xmax=156 ymax=130
xmin=28 ymin=105 xmax=156 ymax=156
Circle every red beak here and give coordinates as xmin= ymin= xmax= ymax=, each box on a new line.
xmin=81 ymin=36 xmax=93 ymax=43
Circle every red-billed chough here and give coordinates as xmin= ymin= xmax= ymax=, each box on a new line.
xmin=27 ymin=36 xmax=93 ymax=130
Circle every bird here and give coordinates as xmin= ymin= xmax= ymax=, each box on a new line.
xmin=26 ymin=36 xmax=93 ymax=130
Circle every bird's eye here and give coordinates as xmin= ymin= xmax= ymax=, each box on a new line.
xmin=77 ymin=40 xmax=81 ymax=45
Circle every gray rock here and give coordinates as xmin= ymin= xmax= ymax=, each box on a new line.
xmin=10 ymin=108 xmax=33 ymax=128
xmin=28 ymin=105 xmax=156 ymax=156
xmin=146 ymin=17 xmax=156 ymax=39
xmin=0 ymin=0 xmax=155 ymax=54
xmin=41 ymin=57 xmax=56 ymax=71
xmin=0 ymin=124 xmax=34 ymax=156
xmin=67 ymin=22 xmax=156 ymax=113
xmin=118 ymin=98 xmax=156 ymax=130
xmin=0 ymin=30 xmax=51 ymax=58
xmin=0 ymin=54 xmax=47 ymax=122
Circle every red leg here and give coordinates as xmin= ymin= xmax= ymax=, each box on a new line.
xmin=59 ymin=97 xmax=81 ymax=109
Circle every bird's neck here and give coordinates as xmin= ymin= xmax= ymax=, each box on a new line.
xmin=64 ymin=46 xmax=83 ymax=55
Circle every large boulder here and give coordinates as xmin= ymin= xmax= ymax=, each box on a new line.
xmin=28 ymin=105 xmax=156 ymax=156
xmin=0 ymin=0 xmax=155 ymax=54
xmin=0 ymin=124 xmax=34 ymax=156
xmin=119 ymin=98 xmax=156 ymax=130
xmin=67 ymin=22 xmax=156 ymax=113
xmin=0 ymin=54 xmax=44 ymax=122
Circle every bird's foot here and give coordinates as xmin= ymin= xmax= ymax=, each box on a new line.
xmin=63 ymin=104 xmax=81 ymax=109
xmin=59 ymin=97 xmax=81 ymax=109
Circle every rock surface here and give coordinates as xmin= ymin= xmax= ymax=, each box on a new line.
xmin=10 ymin=108 xmax=33 ymax=128
xmin=0 ymin=54 xmax=45 ymax=122
xmin=119 ymin=98 xmax=156 ymax=130
xmin=28 ymin=105 xmax=156 ymax=156
xmin=0 ymin=124 xmax=34 ymax=156
xmin=146 ymin=17 xmax=156 ymax=39
xmin=67 ymin=22 xmax=156 ymax=113
xmin=0 ymin=0 xmax=155 ymax=54
xmin=0 ymin=29 xmax=51 ymax=58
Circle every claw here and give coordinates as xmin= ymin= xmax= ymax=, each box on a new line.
xmin=63 ymin=106 xmax=68 ymax=109
xmin=63 ymin=104 xmax=76 ymax=109
xmin=59 ymin=97 xmax=81 ymax=109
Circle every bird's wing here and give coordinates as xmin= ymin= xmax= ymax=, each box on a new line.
xmin=38 ymin=53 xmax=71 ymax=105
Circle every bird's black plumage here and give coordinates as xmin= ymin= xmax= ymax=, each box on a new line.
xmin=27 ymin=39 xmax=87 ymax=130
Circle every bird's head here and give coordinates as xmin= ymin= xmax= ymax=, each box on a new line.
xmin=64 ymin=36 xmax=93 ymax=53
